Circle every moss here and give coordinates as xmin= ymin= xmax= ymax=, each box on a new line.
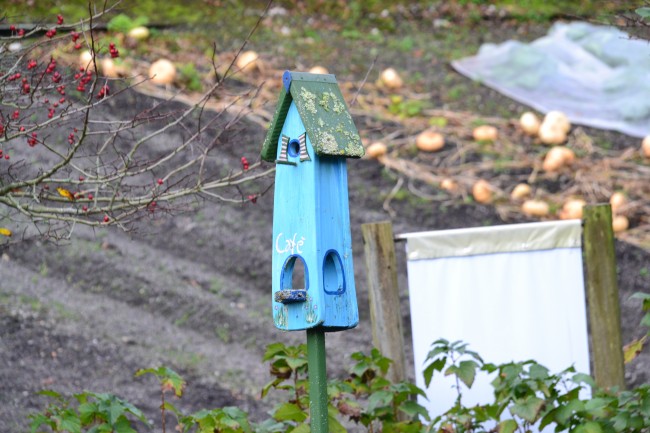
xmin=299 ymin=87 xmax=317 ymax=114
xmin=319 ymin=92 xmax=331 ymax=111
xmin=330 ymin=92 xmax=346 ymax=114
xmin=318 ymin=131 xmax=339 ymax=154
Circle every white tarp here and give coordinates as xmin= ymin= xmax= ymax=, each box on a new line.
xmin=452 ymin=21 xmax=650 ymax=138
xmin=400 ymin=220 xmax=590 ymax=426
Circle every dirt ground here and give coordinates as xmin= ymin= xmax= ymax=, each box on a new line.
xmin=1 ymin=4 xmax=650 ymax=432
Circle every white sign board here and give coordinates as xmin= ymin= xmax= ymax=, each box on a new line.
xmin=400 ymin=220 xmax=590 ymax=425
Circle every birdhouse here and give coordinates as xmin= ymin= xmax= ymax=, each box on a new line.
xmin=261 ymin=71 xmax=364 ymax=332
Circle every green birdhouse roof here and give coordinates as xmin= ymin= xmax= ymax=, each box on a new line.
xmin=261 ymin=71 xmax=364 ymax=162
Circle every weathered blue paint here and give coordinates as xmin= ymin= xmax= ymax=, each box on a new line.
xmin=271 ymin=101 xmax=359 ymax=331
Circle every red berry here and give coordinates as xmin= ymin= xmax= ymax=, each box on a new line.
xmin=57 ymin=14 xmax=64 ymax=25
xmin=87 ymin=193 xmax=93 ymax=200
xmin=18 ymin=29 xmax=24 ymax=37
xmin=103 ymin=215 xmax=109 ymax=223
xmin=79 ymin=176 xmax=84 ymax=181
xmin=9 ymin=25 xmax=16 ymax=32
xmin=82 ymin=205 xmax=88 ymax=212
xmin=5 ymin=155 xmax=9 ymax=160
xmin=248 ymin=194 xmax=257 ymax=203
xmin=12 ymin=110 xmax=20 ymax=120
xmin=74 ymin=43 xmax=82 ymax=50
xmin=157 ymin=178 xmax=164 ymax=185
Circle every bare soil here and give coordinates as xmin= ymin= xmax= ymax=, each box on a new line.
xmin=1 ymin=6 xmax=649 ymax=432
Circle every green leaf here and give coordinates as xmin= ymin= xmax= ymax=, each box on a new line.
xmin=78 ymin=402 xmax=99 ymax=425
xmin=328 ymin=412 xmax=347 ymax=433
xmin=261 ymin=378 xmax=284 ymax=399
xmin=456 ymin=360 xmax=478 ymax=388
xmin=498 ymin=419 xmax=518 ymax=433
xmin=398 ymin=400 xmax=430 ymax=421
xmin=366 ymin=390 xmax=393 ymax=413
xmin=510 ymin=396 xmax=545 ymax=423
xmin=29 ymin=413 xmax=53 ymax=433
xmin=572 ymin=373 xmax=596 ymax=388
xmin=641 ymin=313 xmax=650 ymax=328
xmin=107 ymin=401 xmax=126 ymax=425
xmin=162 ymin=401 xmax=182 ymax=417
xmin=59 ymin=413 xmax=82 ymax=433
xmin=528 ymin=364 xmax=549 ymax=380
xmin=423 ymin=357 xmax=446 ymax=387
xmin=286 ymin=357 xmax=308 ymax=371
xmin=263 ymin=343 xmax=288 ymax=361
xmin=37 ymin=390 xmax=63 ymax=399
xmin=273 ymin=403 xmax=308 ymax=422
xmin=555 ymin=399 xmax=584 ymax=424
xmin=540 ymin=408 xmax=558 ymax=430
xmin=584 ymin=397 xmax=610 ymax=418
xmin=291 ymin=422 xmax=310 ymax=433
xmin=636 ymin=7 xmax=650 ymax=18
xmin=574 ymin=421 xmax=603 ymax=433
xmin=113 ymin=416 xmax=137 ymax=433
xmin=611 ymin=413 xmax=629 ymax=431
xmin=119 ymin=400 xmax=148 ymax=424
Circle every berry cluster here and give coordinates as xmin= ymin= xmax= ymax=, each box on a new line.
xmin=109 ymin=42 xmax=119 ymax=58
xmin=9 ymin=25 xmax=26 ymax=37
xmin=241 ymin=156 xmax=249 ymax=170
xmin=67 ymin=128 xmax=77 ymax=145
xmin=71 ymin=31 xmax=82 ymax=50
xmin=96 ymin=84 xmax=109 ymax=99
xmin=27 ymin=132 xmax=38 ymax=147
xmin=45 ymin=28 xmax=57 ymax=39
xmin=45 ymin=58 xmax=57 ymax=74
xmin=74 ymin=69 xmax=94 ymax=92
xmin=21 ymin=78 xmax=30 ymax=94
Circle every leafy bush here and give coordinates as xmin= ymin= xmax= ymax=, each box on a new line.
xmin=28 ymin=340 xmax=650 ymax=432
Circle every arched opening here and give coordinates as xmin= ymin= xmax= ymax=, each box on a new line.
xmin=276 ymin=255 xmax=308 ymax=304
xmin=323 ymin=250 xmax=345 ymax=295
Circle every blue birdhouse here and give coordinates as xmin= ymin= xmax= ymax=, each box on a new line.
xmin=261 ymin=71 xmax=364 ymax=332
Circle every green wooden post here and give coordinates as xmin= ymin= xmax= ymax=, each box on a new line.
xmin=583 ymin=204 xmax=626 ymax=390
xmin=307 ymin=328 xmax=329 ymax=433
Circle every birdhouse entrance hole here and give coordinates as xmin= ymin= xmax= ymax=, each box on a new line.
xmin=275 ymin=255 xmax=308 ymax=304
xmin=288 ymin=139 xmax=301 ymax=157
xmin=323 ymin=250 xmax=345 ymax=295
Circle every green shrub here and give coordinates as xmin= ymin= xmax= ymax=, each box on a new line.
xmin=28 ymin=338 xmax=650 ymax=432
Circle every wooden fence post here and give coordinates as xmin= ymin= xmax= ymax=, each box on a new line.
xmin=583 ymin=204 xmax=626 ymax=389
xmin=362 ymin=221 xmax=407 ymax=384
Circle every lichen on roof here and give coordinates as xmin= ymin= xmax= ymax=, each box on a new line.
xmin=260 ymin=72 xmax=364 ymax=162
